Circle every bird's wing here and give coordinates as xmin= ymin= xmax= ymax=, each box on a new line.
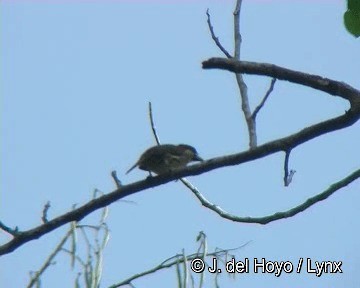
xmin=138 ymin=151 xmax=167 ymax=171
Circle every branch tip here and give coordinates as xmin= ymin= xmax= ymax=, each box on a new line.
xmin=111 ymin=171 xmax=122 ymax=189
xmin=42 ymin=201 xmax=51 ymax=223
xmin=206 ymin=8 xmax=232 ymax=58
xmin=148 ymin=102 xmax=161 ymax=145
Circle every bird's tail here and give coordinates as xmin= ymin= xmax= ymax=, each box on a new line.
xmin=126 ymin=163 xmax=138 ymax=174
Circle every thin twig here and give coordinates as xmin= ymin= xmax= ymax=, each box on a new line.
xmin=206 ymin=9 xmax=232 ymax=58
xmin=148 ymin=102 xmax=161 ymax=145
xmin=109 ymin=243 xmax=249 ymax=288
xmin=111 ymin=170 xmax=122 ymax=188
xmin=284 ymin=150 xmax=290 ymax=186
xmin=42 ymin=201 xmax=51 ymax=223
xmin=27 ymin=228 xmax=73 ymax=288
xmin=283 ymin=150 xmax=296 ymax=186
xmin=252 ymin=78 xmax=276 ymax=120
xmin=61 ymin=248 xmax=87 ymax=267
xmin=0 ymin=221 xmax=20 ymax=236
xmin=185 ymin=168 xmax=360 ymax=224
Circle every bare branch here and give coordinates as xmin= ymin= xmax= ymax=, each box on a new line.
xmin=188 ymin=168 xmax=360 ymax=224
xmin=236 ymin=75 xmax=256 ymax=148
xmin=283 ymin=150 xmax=296 ymax=187
xmin=111 ymin=171 xmax=122 ymax=189
xmin=283 ymin=150 xmax=291 ymax=186
xmin=109 ymin=241 xmax=249 ymax=288
xmin=252 ymin=78 xmax=277 ymax=120
xmin=27 ymin=228 xmax=73 ymax=288
xmin=0 ymin=221 xmax=20 ymax=236
xmin=233 ymin=0 xmax=243 ymax=60
xmin=202 ymin=58 xmax=360 ymax=103
xmin=41 ymin=201 xmax=51 ymax=223
xmin=1 ymin=103 xmax=359 ymax=256
xmin=206 ymin=9 xmax=232 ymax=58
xmin=148 ymin=101 xmax=161 ymax=145
xmin=233 ymin=0 xmax=257 ymax=148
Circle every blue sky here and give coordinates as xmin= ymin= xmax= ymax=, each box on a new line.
xmin=1 ymin=1 xmax=360 ymax=287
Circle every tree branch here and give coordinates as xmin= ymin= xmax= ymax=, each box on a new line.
xmin=149 ymin=102 xmax=160 ymax=145
xmin=27 ymin=228 xmax=73 ymax=288
xmin=233 ymin=0 xmax=242 ymax=60
xmin=252 ymin=78 xmax=276 ymax=120
xmin=0 ymin=221 xmax=20 ymax=236
xmin=232 ymin=0 xmax=257 ymax=148
xmin=109 ymin=241 xmax=249 ymax=288
xmin=41 ymin=201 xmax=51 ymax=224
xmin=1 ymin=96 xmax=359 ymax=256
xmin=206 ymin=9 xmax=232 ymax=59
xmin=283 ymin=150 xmax=296 ymax=186
xmin=148 ymin=101 xmax=161 ymax=145
xmin=202 ymin=58 xmax=360 ymax=104
xmin=189 ymin=168 xmax=360 ymax=224
xmin=111 ymin=171 xmax=122 ymax=189
xmin=0 ymin=82 xmax=360 ymax=255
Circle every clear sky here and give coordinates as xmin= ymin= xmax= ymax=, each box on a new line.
xmin=1 ymin=1 xmax=360 ymax=287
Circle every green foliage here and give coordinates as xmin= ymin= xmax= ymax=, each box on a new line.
xmin=344 ymin=0 xmax=360 ymax=37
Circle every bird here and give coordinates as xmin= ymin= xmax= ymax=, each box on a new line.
xmin=126 ymin=144 xmax=203 ymax=175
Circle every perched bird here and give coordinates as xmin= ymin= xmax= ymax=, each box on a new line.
xmin=126 ymin=144 xmax=203 ymax=175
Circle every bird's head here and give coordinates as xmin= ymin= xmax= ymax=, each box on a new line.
xmin=177 ymin=144 xmax=204 ymax=162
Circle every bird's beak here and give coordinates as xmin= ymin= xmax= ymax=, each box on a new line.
xmin=193 ymin=154 xmax=204 ymax=162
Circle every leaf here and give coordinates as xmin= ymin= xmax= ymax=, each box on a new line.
xmin=344 ymin=10 xmax=360 ymax=37
xmin=348 ymin=0 xmax=360 ymax=11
